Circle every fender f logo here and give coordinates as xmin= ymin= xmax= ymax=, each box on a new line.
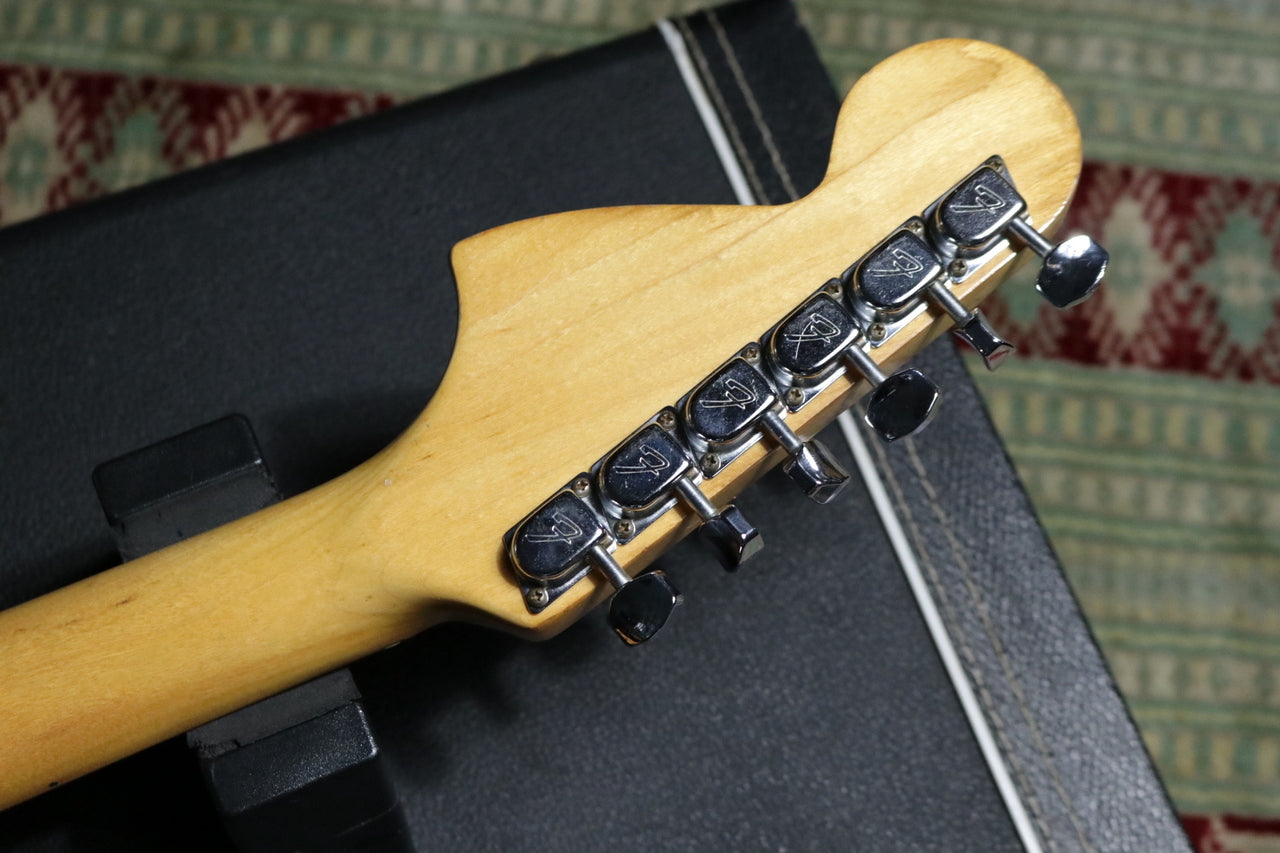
xmin=865 ymin=247 xmax=925 ymax=278
xmin=783 ymin=313 xmax=841 ymax=358
xmin=700 ymin=378 xmax=759 ymax=411
xmin=951 ymin=184 xmax=1006 ymax=213
xmin=614 ymin=445 xmax=672 ymax=480
xmin=526 ymin=512 xmax=584 ymax=546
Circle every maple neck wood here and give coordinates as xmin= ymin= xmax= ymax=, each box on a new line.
xmin=0 ymin=38 xmax=1081 ymax=809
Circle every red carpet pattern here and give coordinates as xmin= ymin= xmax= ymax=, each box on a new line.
xmin=988 ymin=164 xmax=1280 ymax=382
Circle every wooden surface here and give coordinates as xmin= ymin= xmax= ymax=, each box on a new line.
xmin=0 ymin=38 xmax=1081 ymax=808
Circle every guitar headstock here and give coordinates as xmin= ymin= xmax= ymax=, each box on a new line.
xmin=358 ymin=38 xmax=1101 ymax=643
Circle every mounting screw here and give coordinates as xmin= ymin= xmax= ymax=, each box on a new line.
xmin=743 ymin=343 xmax=761 ymax=362
xmin=614 ymin=519 xmax=635 ymax=540
xmin=948 ymin=258 xmax=968 ymax=279
xmin=572 ymin=477 xmax=591 ymax=496
xmin=868 ymin=322 xmax=887 ymax=342
xmin=657 ymin=411 xmax=676 ymax=430
xmin=526 ymin=587 xmax=550 ymax=608
xmin=985 ymin=155 xmax=1004 ymax=170
xmin=823 ymin=278 xmax=842 ymax=298
xmin=701 ymin=452 xmax=721 ymax=473
xmin=907 ymin=220 xmax=924 ymax=236
xmin=785 ymin=387 xmax=805 ymax=407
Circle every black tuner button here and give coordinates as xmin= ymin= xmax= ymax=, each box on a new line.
xmin=853 ymin=229 xmax=944 ymax=315
xmin=607 ymin=571 xmax=681 ymax=646
xmin=510 ymin=491 xmax=608 ymax=584
xmin=687 ymin=359 xmax=848 ymax=504
xmin=936 ymin=163 xmax=1108 ymax=310
xmin=600 ymin=422 xmax=762 ymax=571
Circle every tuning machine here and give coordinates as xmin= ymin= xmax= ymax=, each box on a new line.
xmin=509 ymin=489 xmax=680 ymax=645
xmin=852 ymin=222 xmax=1013 ymax=370
xmin=931 ymin=158 xmax=1108 ymax=309
xmin=768 ymin=293 xmax=938 ymax=441
xmin=684 ymin=355 xmax=848 ymax=503
xmin=598 ymin=419 xmax=762 ymax=570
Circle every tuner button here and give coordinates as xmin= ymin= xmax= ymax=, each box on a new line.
xmin=863 ymin=367 xmax=941 ymax=442
xmin=674 ymin=476 xmax=761 ymax=570
xmin=1015 ymin=228 xmax=1109 ymax=309
xmin=841 ymin=344 xmax=939 ymax=441
xmin=926 ymin=280 xmax=1015 ymax=371
xmin=606 ymin=570 xmax=682 ymax=646
xmin=759 ymin=411 xmax=849 ymax=504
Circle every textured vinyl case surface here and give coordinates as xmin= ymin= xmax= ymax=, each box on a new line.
xmin=0 ymin=1 xmax=1185 ymax=850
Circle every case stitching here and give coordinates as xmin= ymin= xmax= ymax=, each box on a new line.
xmin=675 ymin=16 xmax=771 ymax=205
xmin=904 ymin=438 xmax=1096 ymax=853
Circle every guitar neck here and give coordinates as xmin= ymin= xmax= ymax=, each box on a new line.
xmin=0 ymin=465 xmax=433 ymax=807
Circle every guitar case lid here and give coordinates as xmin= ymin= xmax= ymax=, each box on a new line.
xmin=0 ymin=0 xmax=1186 ymax=850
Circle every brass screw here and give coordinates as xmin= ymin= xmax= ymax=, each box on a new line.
xmin=948 ymin=258 xmax=968 ymax=279
xmin=743 ymin=343 xmax=761 ymax=361
xmin=868 ymin=323 xmax=887 ymax=342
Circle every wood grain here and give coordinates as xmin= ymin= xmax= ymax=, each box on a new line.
xmin=0 ymin=39 xmax=1081 ymax=808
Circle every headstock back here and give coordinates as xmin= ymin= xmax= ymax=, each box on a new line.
xmin=345 ymin=39 xmax=1087 ymax=639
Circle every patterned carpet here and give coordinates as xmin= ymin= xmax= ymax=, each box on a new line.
xmin=2 ymin=1 xmax=1278 ymax=849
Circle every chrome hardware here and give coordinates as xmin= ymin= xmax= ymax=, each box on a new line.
xmin=509 ymin=489 xmax=680 ymax=644
xmin=934 ymin=162 xmax=1107 ymax=309
xmin=927 ymin=279 xmax=1014 ymax=370
xmin=854 ymin=222 xmax=1013 ymax=369
xmin=599 ymin=422 xmax=761 ymax=569
xmin=505 ymin=155 xmax=1109 ymax=626
xmin=769 ymin=294 xmax=938 ymax=440
xmin=684 ymin=358 xmax=848 ymax=503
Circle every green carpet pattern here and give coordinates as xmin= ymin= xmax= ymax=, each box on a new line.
xmin=974 ymin=360 xmax=1280 ymax=816
xmin=2 ymin=0 xmax=1280 ymax=176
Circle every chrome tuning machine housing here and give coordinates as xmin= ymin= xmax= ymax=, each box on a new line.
xmin=768 ymin=293 xmax=939 ymax=441
xmin=683 ymin=355 xmax=849 ymax=504
xmin=852 ymin=223 xmax=1014 ymax=370
xmin=508 ymin=489 xmax=681 ymax=645
xmin=930 ymin=160 xmax=1108 ymax=310
xmin=598 ymin=421 xmax=762 ymax=570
